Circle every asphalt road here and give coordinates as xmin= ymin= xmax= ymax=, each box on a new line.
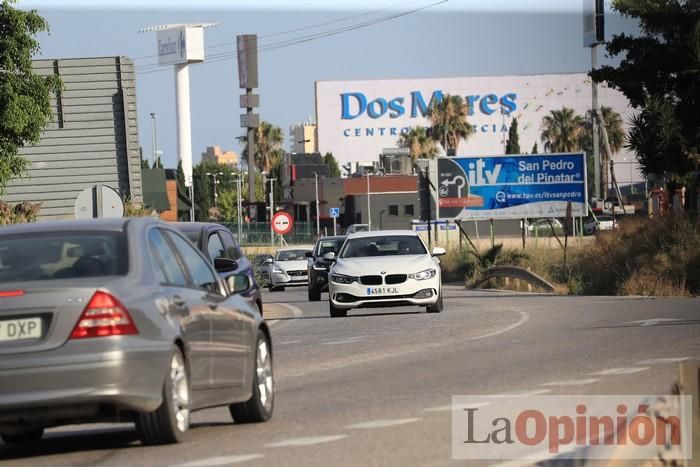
xmin=1 ymin=286 xmax=699 ymax=466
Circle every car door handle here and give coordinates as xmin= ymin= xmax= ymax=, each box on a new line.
xmin=172 ymin=295 xmax=187 ymax=308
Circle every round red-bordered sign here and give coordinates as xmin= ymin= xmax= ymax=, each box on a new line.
xmin=271 ymin=211 xmax=294 ymax=235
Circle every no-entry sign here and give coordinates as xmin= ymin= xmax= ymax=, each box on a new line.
xmin=271 ymin=211 xmax=293 ymax=235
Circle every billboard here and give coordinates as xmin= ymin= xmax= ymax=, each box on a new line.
xmin=157 ymin=26 xmax=204 ymax=66
xmin=436 ymin=153 xmax=587 ymax=220
xmin=315 ymin=73 xmax=633 ymax=166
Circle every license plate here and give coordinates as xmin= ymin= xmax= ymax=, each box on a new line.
xmin=0 ymin=317 xmax=42 ymax=342
xmin=366 ymin=287 xmax=399 ymax=296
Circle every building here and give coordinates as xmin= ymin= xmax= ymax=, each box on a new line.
xmin=315 ymin=73 xmax=639 ymax=185
xmin=289 ymin=121 xmax=317 ymax=154
xmin=201 ymin=145 xmax=239 ymax=166
xmin=5 ymin=57 xmax=143 ymax=220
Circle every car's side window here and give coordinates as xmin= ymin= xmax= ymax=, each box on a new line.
xmin=218 ymin=230 xmax=242 ymax=260
xmin=148 ymin=228 xmax=188 ymax=286
xmin=207 ymin=232 xmax=226 ymax=263
xmin=164 ymin=230 xmax=220 ymax=293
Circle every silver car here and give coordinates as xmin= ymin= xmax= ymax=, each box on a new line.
xmin=0 ymin=218 xmax=273 ymax=446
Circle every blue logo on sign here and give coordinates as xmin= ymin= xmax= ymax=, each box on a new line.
xmin=329 ymin=207 xmax=340 ymax=218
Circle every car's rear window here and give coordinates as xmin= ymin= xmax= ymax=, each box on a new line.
xmin=0 ymin=232 xmax=128 ymax=283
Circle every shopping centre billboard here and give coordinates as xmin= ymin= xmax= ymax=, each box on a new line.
xmin=315 ymin=73 xmax=633 ymax=165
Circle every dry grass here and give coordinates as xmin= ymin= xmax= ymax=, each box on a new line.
xmin=619 ymin=272 xmax=690 ymax=297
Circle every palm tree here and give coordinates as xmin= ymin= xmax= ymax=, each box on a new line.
xmin=242 ymin=121 xmax=284 ymax=173
xmin=584 ymin=106 xmax=625 ymax=195
xmin=540 ymin=107 xmax=585 ymax=153
xmin=427 ymin=94 xmax=475 ymax=154
xmin=397 ymin=126 xmax=439 ymax=160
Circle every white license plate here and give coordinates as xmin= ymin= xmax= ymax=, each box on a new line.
xmin=366 ymin=287 xmax=399 ymax=296
xmin=0 ymin=317 xmax=42 ymax=342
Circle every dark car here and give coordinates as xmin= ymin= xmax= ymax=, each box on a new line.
xmin=173 ymin=222 xmax=263 ymax=315
xmin=306 ymin=235 xmax=346 ymax=301
xmin=0 ymin=218 xmax=273 ymax=445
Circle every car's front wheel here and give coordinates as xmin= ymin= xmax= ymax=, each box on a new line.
xmin=308 ymin=287 xmax=321 ymax=301
xmin=426 ymin=289 xmax=443 ymax=313
xmin=136 ymin=347 xmax=190 ymax=445
xmin=329 ymin=299 xmax=347 ymax=318
xmin=230 ymin=330 xmax=274 ymax=423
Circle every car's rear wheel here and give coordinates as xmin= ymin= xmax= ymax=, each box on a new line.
xmin=426 ymin=289 xmax=443 ymax=313
xmin=308 ymin=287 xmax=321 ymax=301
xmin=0 ymin=428 xmax=44 ymax=445
xmin=230 ymin=330 xmax=274 ymax=423
xmin=136 ymin=347 xmax=190 ymax=445
xmin=329 ymin=300 xmax=347 ymax=318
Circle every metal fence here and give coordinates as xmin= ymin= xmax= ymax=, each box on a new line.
xmin=218 ymin=221 xmax=317 ymax=246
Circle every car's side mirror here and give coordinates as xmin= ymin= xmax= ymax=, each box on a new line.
xmin=323 ymin=252 xmax=336 ymax=261
xmin=431 ymin=247 xmax=446 ymax=257
xmin=263 ymin=258 xmax=273 ymax=265
xmin=214 ymin=257 xmax=238 ymax=273
xmin=226 ymin=274 xmax=250 ymax=294
xmin=305 ymin=251 xmax=313 ymax=258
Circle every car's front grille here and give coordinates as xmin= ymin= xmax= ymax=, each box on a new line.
xmin=359 ymin=275 xmax=382 ymax=285
xmin=385 ymin=274 xmax=406 ymax=284
xmin=287 ymin=270 xmax=306 ymax=277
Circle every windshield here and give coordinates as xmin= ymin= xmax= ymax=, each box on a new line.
xmin=0 ymin=232 xmax=128 ymax=283
xmin=314 ymin=238 xmax=345 ymax=256
xmin=275 ymin=249 xmax=310 ymax=261
xmin=339 ymin=235 xmax=426 ymax=258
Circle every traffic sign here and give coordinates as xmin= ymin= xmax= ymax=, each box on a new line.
xmin=271 ymin=211 xmax=293 ymax=235
xmin=329 ymin=207 xmax=340 ymax=218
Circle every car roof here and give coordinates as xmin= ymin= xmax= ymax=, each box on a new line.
xmin=172 ymin=221 xmax=225 ymax=233
xmin=346 ymin=230 xmax=419 ymax=239
xmin=0 ymin=217 xmax=154 ymax=235
xmin=316 ymin=235 xmax=346 ymax=242
xmin=276 ymin=246 xmax=312 ymax=252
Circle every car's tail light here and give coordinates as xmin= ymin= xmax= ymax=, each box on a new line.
xmin=0 ymin=290 xmax=24 ymax=298
xmin=70 ymin=291 xmax=138 ymax=339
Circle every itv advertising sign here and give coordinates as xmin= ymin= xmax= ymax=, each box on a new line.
xmin=436 ymin=153 xmax=588 ymax=220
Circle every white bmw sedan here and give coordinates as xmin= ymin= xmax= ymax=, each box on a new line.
xmin=326 ymin=230 xmax=445 ymax=317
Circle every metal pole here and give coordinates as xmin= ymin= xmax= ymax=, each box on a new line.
xmin=591 ymin=45 xmax=601 ymax=202
xmin=246 ymin=88 xmax=256 ymax=219
xmin=150 ymin=112 xmax=157 ymax=167
xmin=333 ymin=216 xmax=337 ymax=236
xmin=489 ymin=219 xmax=494 ymax=248
xmin=174 ymin=64 xmax=195 ymax=222
xmin=366 ymin=173 xmax=372 ymax=230
xmin=236 ymin=176 xmax=243 ymax=242
xmin=315 ymin=172 xmax=320 ymax=237
xmin=269 ymin=178 xmax=275 ymax=245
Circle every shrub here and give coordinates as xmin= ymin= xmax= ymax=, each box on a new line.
xmin=0 ymin=200 xmax=41 ymax=225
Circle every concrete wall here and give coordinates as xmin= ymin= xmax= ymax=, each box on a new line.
xmin=5 ymin=57 xmax=142 ymax=220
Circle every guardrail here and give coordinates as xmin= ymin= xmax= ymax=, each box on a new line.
xmin=471 ymin=265 xmax=556 ymax=292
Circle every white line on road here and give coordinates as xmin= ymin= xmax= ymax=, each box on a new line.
xmin=589 ymin=367 xmax=650 ymax=376
xmin=265 ymin=435 xmax=347 ymax=448
xmin=322 ymin=336 xmax=366 ymax=345
xmin=466 ymin=311 xmax=530 ymax=341
xmin=267 ymin=302 xmax=303 ymax=328
xmin=346 ymin=418 xmax=421 ymax=429
xmin=636 ymin=357 xmax=692 ymax=365
xmin=278 ymin=339 xmax=303 ymax=345
xmin=175 ymin=454 xmax=264 ymax=466
xmin=423 ymin=402 xmax=492 ymax=412
xmin=485 ymin=389 xmax=552 ymax=398
xmin=541 ymin=378 xmax=599 ymax=387
xmin=625 ymin=318 xmax=684 ymax=326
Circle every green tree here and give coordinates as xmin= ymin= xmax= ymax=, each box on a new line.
xmin=0 ymin=0 xmax=61 ymax=194
xmin=323 ymin=152 xmax=341 ymax=177
xmin=590 ymin=0 xmax=699 ymax=189
xmin=505 ymin=118 xmax=521 ymax=154
xmin=540 ymin=107 xmax=584 ymax=153
xmin=582 ymin=106 xmax=625 ymax=195
xmin=241 ymin=121 xmax=284 ymax=174
xmin=427 ymin=94 xmax=474 ymax=154
xmin=397 ymin=126 xmax=439 ymax=160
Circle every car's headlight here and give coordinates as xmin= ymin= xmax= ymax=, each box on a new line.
xmin=331 ymin=273 xmax=357 ymax=284
xmin=272 ymin=266 xmax=284 ymax=274
xmin=408 ymin=268 xmax=436 ymax=280
xmin=313 ymin=264 xmax=328 ymax=271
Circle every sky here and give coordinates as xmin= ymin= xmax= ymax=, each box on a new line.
xmin=22 ymin=0 xmax=638 ymax=170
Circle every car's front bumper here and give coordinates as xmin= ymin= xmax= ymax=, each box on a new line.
xmin=0 ymin=337 xmax=171 ymax=424
xmin=329 ymin=276 xmax=440 ymax=310
xmin=271 ymin=271 xmax=308 ymax=287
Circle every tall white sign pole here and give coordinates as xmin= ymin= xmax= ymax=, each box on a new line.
xmin=175 ymin=63 xmax=194 ymax=220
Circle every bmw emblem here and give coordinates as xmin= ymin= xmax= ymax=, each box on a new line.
xmin=380 ymin=271 xmax=386 ymax=274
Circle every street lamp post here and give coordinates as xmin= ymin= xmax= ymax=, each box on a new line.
xmin=205 ymin=171 xmax=224 ymax=207
xmin=150 ymin=112 xmax=158 ymax=167
xmin=314 ymin=172 xmax=320 ymax=237
xmin=366 ymin=172 xmax=372 ymax=230
xmin=267 ymin=177 xmax=276 ymax=245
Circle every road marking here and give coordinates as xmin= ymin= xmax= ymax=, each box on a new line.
xmin=541 ymin=378 xmax=599 ymax=386
xmin=322 ymin=336 xmax=365 ymax=345
xmin=278 ymin=339 xmax=303 ymax=345
xmin=625 ymin=318 xmax=684 ymax=326
xmin=346 ymin=418 xmax=420 ymax=429
xmin=175 ymin=454 xmax=264 ymax=466
xmin=485 ymin=389 xmax=551 ymax=398
xmin=589 ymin=367 xmax=651 ymax=376
xmin=637 ymin=357 xmax=692 ymax=365
xmin=423 ymin=402 xmax=491 ymax=412
xmin=267 ymin=302 xmax=303 ymax=329
xmin=466 ymin=311 xmax=530 ymax=341
xmin=265 ymin=435 xmax=347 ymax=448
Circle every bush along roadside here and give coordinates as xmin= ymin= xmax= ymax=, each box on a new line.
xmin=441 ymin=215 xmax=699 ymax=297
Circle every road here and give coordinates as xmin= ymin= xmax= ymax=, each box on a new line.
xmin=1 ymin=286 xmax=698 ymax=466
